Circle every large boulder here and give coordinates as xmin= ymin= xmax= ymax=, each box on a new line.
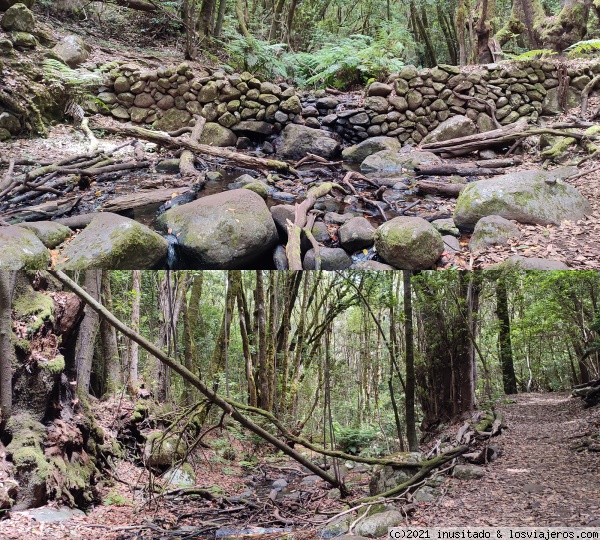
xmin=0 ymin=226 xmax=49 ymax=269
xmin=361 ymin=150 xmax=442 ymax=172
xmin=542 ymin=87 xmax=581 ymax=115
xmin=342 ymin=136 xmax=402 ymax=163
xmin=153 ymin=109 xmax=192 ymax=132
xmin=422 ymin=115 xmax=476 ymax=144
xmin=491 ymin=255 xmax=569 ymax=270
xmin=158 ymin=189 xmax=278 ymax=269
xmin=200 ymin=122 xmax=237 ymax=146
xmin=276 ymin=124 xmax=340 ymax=161
xmin=16 ymin=221 xmax=71 ymax=248
xmin=454 ymin=167 xmax=591 ymax=230
xmin=231 ymin=120 xmax=273 ymax=137
xmin=1 ymin=3 xmax=35 ymax=32
xmin=468 ymin=215 xmax=520 ymax=251
xmin=303 ymin=247 xmax=352 ymax=270
xmin=56 ymin=213 xmax=168 ymax=269
xmin=339 ymin=217 xmax=376 ymax=252
xmin=374 ymin=217 xmax=444 ymax=269
xmin=354 ymin=509 xmax=403 ymax=538
xmin=52 ymin=35 xmax=90 ymax=68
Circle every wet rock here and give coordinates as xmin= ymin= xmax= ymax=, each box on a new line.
xmin=354 ymin=509 xmax=403 ymax=538
xmin=270 ymin=204 xmax=295 ymax=240
xmin=158 ymin=189 xmax=278 ymax=269
xmin=15 ymin=221 xmax=71 ymax=248
xmin=491 ymin=256 xmax=569 ymax=270
xmin=339 ymin=217 xmax=376 ymax=252
xmin=342 ymin=136 xmax=402 ymax=163
xmin=244 ymin=182 xmax=268 ymax=199
xmin=413 ymin=485 xmax=441 ymax=502
xmin=367 ymin=82 xmax=393 ymax=97
xmin=468 ymin=215 xmax=520 ymax=251
xmin=0 ymin=112 xmax=21 ymax=134
xmin=454 ymin=167 xmax=591 ymax=230
xmin=303 ymin=247 xmax=352 ymax=270
xmin=431 ymin=218 xmax=459 ymax=237
xmin=52 ymin=35 xmax=90 ymax=68
xmin=352 ymin=260 xmax=396 ymax=270
xmin=21 ymin=507 xmax=85 ymax=523
xmin=200 ymin=122 xmax=237 ymax=147
xmin=277 ymin=124 xmax=340 ymax=161
xmin=319 ymin=515 xmax=352 ymax=539
xmin=422 ymin=115 xmax=476 ymax=144
xmin=361 ymin=150 xmax=442 ymax=172
xmin=0 ymin=226 xmax=50 ymax=270
xmin=232 ymin=120 xmax=274 ymax=137
xmin=453 ymin=464 xmax=485 ymax=480
xmin=375 ymin=217 xmax=444 ymax=270
xmin=56 ymin=213 xmax=168 ymax=270
xmin=1 ymin=3 xmax=35 ymax=32
xmin=156 ymin=158 xmax=180 ymax=173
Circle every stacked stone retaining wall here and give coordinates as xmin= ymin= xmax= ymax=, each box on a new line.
xmin=97 ymin=59 xmax=600 ymax=147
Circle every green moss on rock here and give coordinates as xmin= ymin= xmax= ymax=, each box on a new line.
xmin=13 ymin=288 xmax=54 ymax=334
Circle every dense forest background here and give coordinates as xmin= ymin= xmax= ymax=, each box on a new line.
xmin=38 ymin=0 xmax=600 ymax=88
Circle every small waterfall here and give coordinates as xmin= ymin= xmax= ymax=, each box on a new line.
xmin=165 ymin=234 xmax=179 ymax=269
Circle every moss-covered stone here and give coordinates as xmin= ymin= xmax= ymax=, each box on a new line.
xmin=13 ymin=288 xmax=54 ymax=334
xmin=41 ymin=354 xmax=65 ymax=375
xmin=0 ymin=226 xmax=50 ymax=270
xmin=16 ymin=221 xmax=72 ymax=249
xmin=143 ymin=431 xmax=186 ymax=467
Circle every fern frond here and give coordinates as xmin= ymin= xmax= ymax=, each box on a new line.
xmin=566 ymin=39 xmax=600 ymax=56
xmin=496 ymin=49 xmax=556 ymax=60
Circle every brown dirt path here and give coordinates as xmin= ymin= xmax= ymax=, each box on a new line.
xmin=412 ymin=392 xmax=600 ymax=527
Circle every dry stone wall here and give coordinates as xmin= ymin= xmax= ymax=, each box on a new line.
xmin=97 ymin=59 xmax=600 ymax=148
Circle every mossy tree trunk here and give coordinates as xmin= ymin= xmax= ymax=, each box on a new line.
xmin=496 ymin=277 xmax=518 ymax=395
xmin=0 ymin=272 xmax=16 ymax=426
xmin=127 ymin=271 xmax=141 ymax=394
xmin=100 ymin=273 xmax=121 ymax=396
xmin=75 ymin=271 xmax=101 ymax=396
xmin=403 ymin=270 xmax=418 ymax=452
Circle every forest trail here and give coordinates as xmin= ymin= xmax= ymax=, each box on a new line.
xmin=415 ymin=393 xmax=600 ymax=528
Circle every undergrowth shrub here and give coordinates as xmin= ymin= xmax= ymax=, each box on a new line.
xmin=334 ymin=424 xmax=378 ymax=455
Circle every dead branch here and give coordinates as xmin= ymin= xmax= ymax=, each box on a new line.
xmin=180 ymin=116 xmax=206 ymax=178
xmin=415 ymin=180 xmax=465 ymax=198
xmin=581 ymin=75 xmax=600 ymax=118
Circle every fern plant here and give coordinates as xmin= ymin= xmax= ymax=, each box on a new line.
xmin=566 ymin=39 xmax=600 ymax=56
xmin=496 ymin=49 xmax=557 ymax=61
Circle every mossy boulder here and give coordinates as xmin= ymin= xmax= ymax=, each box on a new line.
xmin=342 ymin=136 xmax=402 ymax=163
xmin=0 ymin=226 xmax=50 ymax=270
xmin=303 ymin=247 xmax=353 ymax=270
xmin=369 ymin=451 xmax=422 ymax=495
xmin=13 ymin=287 xmax=54 ymax=334
xmin=361 ymin=150 xmax=442 ymax=172
xmin=200 ymin=122 xmax=237 ymax=147
xmin=55 ymin=212 xmax=168 ymax=269
xmin=143 ymin=431 xmax=185 ymax=468
xmin=153 ymin=109 xmax=192 ymax=132
xmin=1 ymin=3 xmax=36 ymax=32
xmin=52 ymin=35 xmax=90 ymax=68
xmin=468 ymin=215 xmax=520 ymax=251
xmin=454 ymin=167 xmax=591 ymax=231
xmin=375 ymin=217 xmax=444 ymax=270
xmin=16 ymin=221 xmax=71 ymax=248
xmin=354 ymin=509 xmax=404 ymax=538
xmin=422 ymin=115 xmax=476 ymax=144
xmin=276 ymin=124 xmax=340 ymax=161
xmin=157 ymin=189 xmax=278 ymax=269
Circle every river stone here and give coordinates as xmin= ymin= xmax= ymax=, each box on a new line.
xmin=365 ymin=96 xmax=389 ymax=113
xmin=199 ymin=122 xmax=237 ymax=146
xmin=352 ymin=260 xmax=396 ymax=270
xmin=432 ymin=218 xmax=459 ymax=237
xmin=361 ymin=150 xmax=442 ymax=172
xmin=303 ymin=247 xmax=352 ymax=270
xmin=342 ymin=136 xmax=401 ymax=163
xmin=367 ymin=82 xmax=393 ymax=97
xmin=158 ymin=189 xmax=278 ymax=269
xmin=468 ymin=215 xmax=520 ymax=251
xmin=56 ymin=213 xmax=168 ymax=269
xmin=244 ymin=182 xmax=268 ymax=199
xmin=453 ymin=167 xmax=591 ymax=230
xmin=277 ymin=124 xmax=340 ymax=161
xmin=10 ymin=30 xmax=36 ymax=48
xmin=375 ymin=216 xmax=444 ymax=270
xmin=442 ymin=235 xmax=461 ymax=254
xmin=153 ymin=109 xmax=192 ymax=132
xmin=339 ymin=217 xmax=376 ymax=252
xmin=354 ymin=510 xmax=403 ymax=538
xmin=0 ymin=226 xmax=50 ymax=269
xmin=16 ymin=221 xmax=71 ymax=248
xmin=492 ymin=255 xmax=569 ymax=270
xmin=453 ymin=464 xmax=485 ymax=480
xmin=52 ymin=35 xmax=90 ymax=67
xmin=280 ymin=95 xmax=302 ymax=114
xmin=270 ymin=204 xmax=295 ymax=241
xmin=319 ymin=515 xmax=352 ymax=539
xmin=231 ymin=120 xmax=273 ymax=136
xmin=422 ymin=115 xmax=476 ymax=144
xmin=542 ymin=87 xmax=580 ymax=115
xmin=1 ymin=3 xmax=35 ymax=32
xmin=0 ymin=112 xmax=21 ymax=134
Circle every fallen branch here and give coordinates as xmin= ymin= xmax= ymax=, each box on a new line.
xmin=581 ymin=75 xmax=600 ymax=118
xmin=415 ymin=180 xmax=465 ymax=198
xmin=180 ymin=116 xmax=206 ymax=179
xmin=414 ymin=165 xmax=507 ymax=176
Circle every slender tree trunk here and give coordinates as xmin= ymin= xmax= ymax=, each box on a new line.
xmin=404 ymin=270 xmax=418 ymax=451
xmin=456 ymin=0 xmax=467 ymax=65
xmin=100 ymin=272 xmax=121 ymax=395
xmin=182 ymin=273 xmax=203 ymax=404
xmin=0 ymin=271 xmax=14 ymax=425
xmin=496 ymin=277 xmax=518 ymax=395
xmin=268 ymin=0 xmax=286 ymax=41
xmin=198 ymin=0 xmax=217 ymax=42
xmin=256 ymin=271 xmax=270 ymax=410
xmin=213 ymin=0 xmax=228 ymax=38
xmin=75 ymin=270 xmax=101 ymax=396
xmin=476 ymin=0 xmax=493 ymax=64
xmin=236 ymin=0 xmax=251 ymax=37
xmin=127 ymin=271 xmax=141 ymax=394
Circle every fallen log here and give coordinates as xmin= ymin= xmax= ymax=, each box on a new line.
xmin=581 ymin=75 xmax=600 ymax=118
xmin=93 ymin=123 xmax=296 ymax=174
xmin=572 ymin=378 xmax=600 ymax=408
xmin=102 ymin=187 xmax=193 ymax=212
xmin=180 ymin=117 xmax=206 ymax=179
xmin=4 ymin=195 xmax=82 ymax=222
xmin=415 ymin=180 xmax=465 ymax=198
xmin=414 ymin=165 xmax=507 ymax=176
xmin=474 ymin=158 xmax=523 ymax=168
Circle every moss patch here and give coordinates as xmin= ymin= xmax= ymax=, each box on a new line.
xmin=13 ymin=288 xmax=54 ymax=334
xmin=41 ymin=354 xmax=65 ymax=375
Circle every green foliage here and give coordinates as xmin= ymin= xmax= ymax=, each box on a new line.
xmin=334 ymin=424 xmax=378 ymax=454
xmin=103 ymin=491 xmax=132 ymax=506
xmin=219 ymin=31 xmax=291 ymax=79
xmin=566 ymin=39 xmax=600 ymax=56
xmin=294 ymin=32 xmax=406 ymax=89
xmin=497 ymin=49 xmax=557 ymax=60
xmin=43 ymin=59 xmax=102 ymax=101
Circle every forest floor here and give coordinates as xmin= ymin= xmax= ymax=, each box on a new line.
xmin=0 ymin=393 xmax=599 ymax=538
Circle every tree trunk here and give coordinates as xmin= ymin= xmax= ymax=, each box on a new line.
xmin=0 ymin=271 xmax=14 ymax=425
xmin=457 ymin=0 xmax=467 ymax=65
xmin=75 ymin=271 xmax=101 ymax=396
xmin=404 ymin=270 xmax=418 ymax=452
xmin=127 ymin=270 xmax=141 ymax=394
xmin=213 ymin=0 xmax=228 ymax=38
xmin=476 ymin=0 xmax=494 ymax=64
xmin=100 ymin=272 xmax=121 ymax=395
xmin=268 ymin=0 xmax=286 ymax=41
xmin=198 ymin=0 xmax=217 ymax=43
xmin=496 ymin=277 xmax=518 ymax=395
xmin=540 ymin=0 xmax=592 ymax=52
xmin=182 ymin=272 xmax=203 ymax=404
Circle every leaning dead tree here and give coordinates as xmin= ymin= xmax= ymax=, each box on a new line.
xmin=50 ymin=270 xmax=473 ymax=500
